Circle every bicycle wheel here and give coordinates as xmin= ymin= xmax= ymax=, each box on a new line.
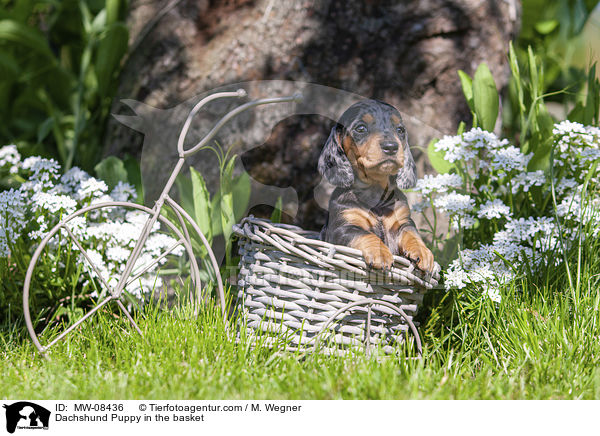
xmin=23 ymin=201 xmax=201 ymax=356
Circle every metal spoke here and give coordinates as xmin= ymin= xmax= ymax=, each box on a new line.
xmin=115 ymin=299 xmax=143 ymax=336
xmin=44 ymin=295 xmax=113 ymax=350
xmin=126 ymin=239 xmax=184 ymax=287
xmin=63 ymin=226 xmax=113 ymax=295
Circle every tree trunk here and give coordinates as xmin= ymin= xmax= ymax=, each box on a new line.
xmin=104 ymin=0 xmax=520 ymax=230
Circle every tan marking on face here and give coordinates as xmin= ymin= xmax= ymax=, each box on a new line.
xmin=398 ymin=228 xmax=435 ymax=272
xmin=391 ymin=114 xmax=401 ymax=125
xmin=382 ymin=204 xmax=411 ymax=233
xmin=342 ymin=208 xmax=378 ymax=231
xmin=342 ymin=134 xmax=355 ymax=156
xmin=362 ymin=113 xmax=374 ymax=123
xmin=351 ymin=233 xmax=394 ymax=270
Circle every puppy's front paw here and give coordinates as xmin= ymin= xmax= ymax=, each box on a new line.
xmin=399 ymin=230 xmax=435 ymax=273
xmin=352 ymin=234 xmax=394 ymax=270
xmin=404 ymin=244 xmax=435 ymax=273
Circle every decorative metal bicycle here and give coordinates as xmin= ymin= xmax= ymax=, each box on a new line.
xmin=23 ymin=89 xmax=302 ymax=357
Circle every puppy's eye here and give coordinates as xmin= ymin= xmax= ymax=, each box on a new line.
xmin=396 ymin=125 xmax=406 ymax=136
xmin=354 ymin=123 xmax=367 ymax=134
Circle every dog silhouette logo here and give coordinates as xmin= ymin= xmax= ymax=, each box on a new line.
xmin=3 ymin=402 xmax=50 ymax=433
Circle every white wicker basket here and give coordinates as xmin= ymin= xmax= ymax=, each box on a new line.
xmin=233 ymin=216 xmax=440 ymax=355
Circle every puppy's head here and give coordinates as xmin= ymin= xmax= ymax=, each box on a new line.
xmin=318 ymin=99 xmax=417 ymax=189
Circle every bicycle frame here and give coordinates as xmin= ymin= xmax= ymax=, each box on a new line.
xmin=23 ymin=90 xmax=302 ymax=356
xmin=116 ymin=91 xmax=303 ymax=311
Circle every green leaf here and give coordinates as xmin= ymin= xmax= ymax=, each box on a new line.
xmin=231 ymin=171 xmax=251 ymax=221
xmin=94 ymin=156 xmax=128 ymax=190
xmin=568 ymin=102 xmax=586 ymax=123
xmin=94 ymin=22 xmax=128 ymax=97
xmin=37 ymin=118 xmax=54 ymax=144
xmin=106 ymin=0 xmax=121 ymax=25
xmin=427 ymin=138 xmax=455 ymax=174
xmin=436 ymin=233 xmax=462 ymax=269
xmin=175 ymin=173 xmax=193 ymax=216
xmin=271 ymin=197 xmax=283 ymax=223
xmin=123 ymin=156 xmax=144 ymax=203
xmin=0 ymin=19 xmax=56 ymax=60
xmin=583 ymin=64 xmax=599 ymax=125
xmin=0 ymin=52 xmax=19 ymax=80
xmin=220 ymin=190 xmax=235 ymax=239
xmin=457 ymin=70 xmax=474 ymax=112
xmin=189 ymin=167 xmax=212 ymax=240
xmin=534 ymin=19 xmax=559 ymax=34
xmin=527 ymin=47 xmax=540 ymax=98
xmin=508 ymin=42 xmax=526 ymax=128
xmin=528 ymin=137 xmax=553 ymax=172
xmin=90 ymin=9 xmax=107 ymax=34
xmin=472 ymin=62 xmax=499 ymax=132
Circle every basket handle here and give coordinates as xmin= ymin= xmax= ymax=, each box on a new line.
xmin=309 ymin=298 xmax=422 ymax=356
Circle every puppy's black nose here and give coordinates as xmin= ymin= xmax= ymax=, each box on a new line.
xmin=381 ymin=142 xmax=398 ymax=155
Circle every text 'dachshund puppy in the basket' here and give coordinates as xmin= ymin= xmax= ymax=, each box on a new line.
xmin=318 ymin=99 xmax=435 ymax=273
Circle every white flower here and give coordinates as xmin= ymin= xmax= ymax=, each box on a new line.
xmin=59 ymin=167 xmax=90 ymax=194
xmin=556 ymin=192 xmax=581 ymax=219
xmin=31 ymin=192 xmax=77 ymax=215
xmin=451 ymin=214 xmax=476 ymax=230
xmin=555 ymin=178 xmax=578 ymax=195
xmin=75 ymin=177 xmax=108 ymax=201
xmin=415 ymin=173 xmax=463 ymax=195
xmin=491 ymin=240 xmax=525 ymax=261
xmin=0 ymin=189 xmax=26 ymax=257
xmin=90 ymin=194 xmax=114 ymax=205
xmin=111 ymin=181 xmax=137 ymax=202
xmin=444 ymin=263 xmax=470 ymax=290
xmin=434 ymin=135 xmax=477 ymax=163
xmin=79 ymin=249 xmax=110 ymax=281
xmin=512 ymin=170 xmax=545 ymax=193
xmin=477 ymin=199 xmax=512 ymax=219
xmin=503 ymin=217 xmax=537 ymax=241
xmin=553 ymin=121 xmax=599 ymax=161
xmin=106 ymin=246 xmax=131 ymax=263
xmin=462 ymin=128 xmax=507 ymax=150
xmin=483 ymin=285 xmax=502 ymax=303
xmin=553 ymin=120 xmax=587 ymax=138
xmin=489 ymin=146 xmax=532 ymax=172
xmin=22 ymin=156 xmax=60 ymax=173
xmin=434 ymin=193 xmax=475 ymax=215
xmin=0 ymin=145 xmax=21 ymax=174
xmin=580 ymin=148 xmax=600 ymax=164
xmin=145 ymin=233 xmax=184 ymax=258
xmin=436 ymin=122 xmax=600 ymax=301
xmin=556 ymin=189 xmax=600 ymax=228
xmin=20 ymin=157 xmax=60 ymax=193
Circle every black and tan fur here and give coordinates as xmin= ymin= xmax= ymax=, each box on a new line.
xmin=318 ymin=99 xmax=434 ymax=273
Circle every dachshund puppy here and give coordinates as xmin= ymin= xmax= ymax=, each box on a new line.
xmin=318 ymin=99 xmax=434 ymax=273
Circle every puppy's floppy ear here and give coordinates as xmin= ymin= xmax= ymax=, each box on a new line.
xmin=318 ymin=124 xmax=354 ymax=187
xmin=396 ymin=141 xmax=417 ymax=189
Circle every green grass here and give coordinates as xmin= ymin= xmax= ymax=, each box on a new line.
xmin=1 ymin=269 xmax=599 ymax=399
xmin=2 ymin=228 xmax=600 ymax=400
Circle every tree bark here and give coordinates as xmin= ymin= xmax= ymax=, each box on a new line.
xmin=104 ymin=0 xmax=520 ymax=230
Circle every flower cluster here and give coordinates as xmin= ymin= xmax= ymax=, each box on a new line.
xmin=415 ymin=123 xmax=600 ymax=301
xmin=0 ymin=146 xmax=182 ymax=299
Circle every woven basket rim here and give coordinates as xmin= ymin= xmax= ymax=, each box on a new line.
xmin=233 ymin=216 xmax=440 ymax=287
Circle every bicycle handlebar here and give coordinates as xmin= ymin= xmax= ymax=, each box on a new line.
xmin=178 ymin=90 xmax=303 ymax=158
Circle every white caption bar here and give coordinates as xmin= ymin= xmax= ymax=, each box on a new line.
xmin=0 ymin=400 xmax=597 ymax=435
